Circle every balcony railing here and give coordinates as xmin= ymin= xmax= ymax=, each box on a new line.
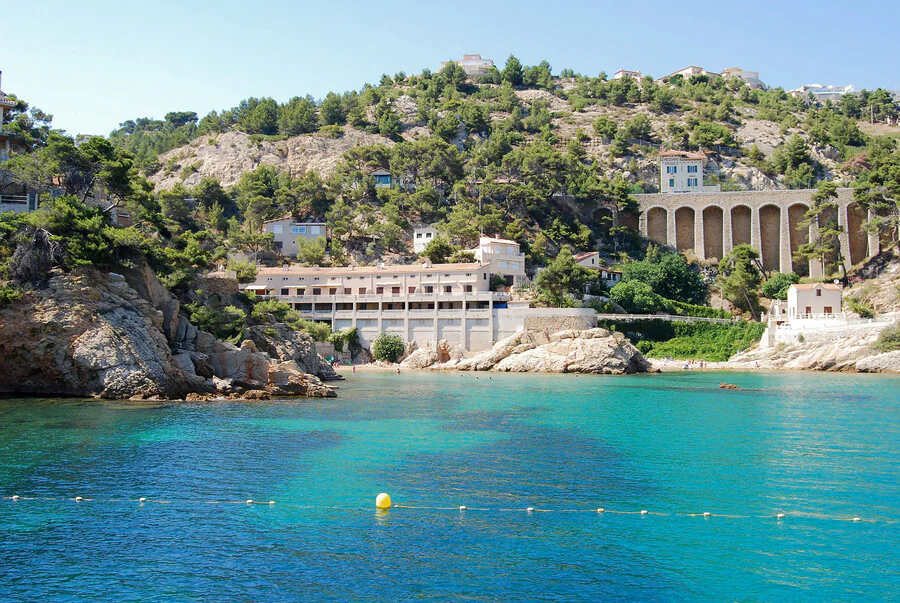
xmin=0 ymin=194 xmax=28 ymax=205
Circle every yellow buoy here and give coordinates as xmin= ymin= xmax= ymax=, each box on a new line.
xmin=375 ymin=492 xmax=392 ymax=509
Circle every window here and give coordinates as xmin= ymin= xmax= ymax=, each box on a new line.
xmin=273 ymin=224 xmax=284 ymax=234
xmin=687 ymin=177 xmax=698 ymax=187
xmin=816 ymin=289 xmax=822 ymax=297
xmin=376 ymin=287 xmax=384 ymax=294
xmin=669 ymin=178 xmax=675 ymax=188
xmin=359 ymin=288 xmax=366 ymax=294
xmin=464 ymin=285 xmax=473 ymax=293
xmin=343 ymin=288 xmax=351 ymax=295
xmin=313 ymin=288 xmax=321 ymax=295
xmin=824 ymin=306 xmax=833 ymax=314
xmin=444 ymin=285 xmax=452 ymax=293
xmin=310 ymin=226 xmax=321 ymax=235
xmin=291 ymin=226 xmax=306 ymax=234
xmin=329 ymin=288 xmax=337 ymax=295
xmin=687 ymin=165 xmax=698 ymax=173
xmin=483 ymin=273 xmax=487 ymax=280
xmin=409 ymin=286 xmax=416 ymax=294
xmin=426 ymin=232 xmax=433 ymax=239
xmin=374 ymin=174 xmax=391 ymax=185
xmin=416 ymin=233 xmax=422 ymax=239
xmin=297 ymin=289 xmax=305 ymax=296
xmin=391 ymin=287 xmax=401 ymax=295
xmin=424 ymin=285 xmax=434 ymax=293
xmin=666 ymin=165 xmax=677 ymax=174
xmin=281 ymin=288 xmax=289 ymax=296
xmin=805 ymin=306 xmax=812 ymax=314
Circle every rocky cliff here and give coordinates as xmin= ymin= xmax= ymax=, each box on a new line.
xmin=0 ymin=268 xmax=336 ymax=399
xmin=407 ymin=328 xmax=650 ymax=374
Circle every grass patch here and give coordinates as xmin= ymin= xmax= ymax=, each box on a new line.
xmin=600 ymin=319 xmax=766 ymax=361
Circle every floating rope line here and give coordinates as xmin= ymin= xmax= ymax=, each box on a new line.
xmin=1 ymin=495 xmax=881 ymax=524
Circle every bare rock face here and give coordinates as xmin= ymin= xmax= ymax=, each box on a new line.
xmin=0 ymin=269 xmax=205 ymax=399
xmin=856 ymin=350 xmax=900 ymax=373
xmin=244 ymin=323 xmax=343 ymax=381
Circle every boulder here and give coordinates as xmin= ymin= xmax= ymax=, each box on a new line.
xmin=400 ymin=339 xmax=466 ymax=369
xmin=856 ymin=350 xmax=900 ymax=373
xmin=206 ymin=339 xmax=271 ymax=386
xmin=267 ymin=361 xmax=337 ymax=397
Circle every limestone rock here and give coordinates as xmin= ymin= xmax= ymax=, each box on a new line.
xmin=245 ymin=323 xmax=320 ymax=374
xmin=400 ymin=339 xmax=466 ymax=369
xmin=267 ymin=361 xmax=337 ymax=397
xmin=855 ymin=350 xmax=900 ymax=373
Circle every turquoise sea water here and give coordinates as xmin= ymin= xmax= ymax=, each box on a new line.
xmin=1 ymin=371 xmax=898 ymax=601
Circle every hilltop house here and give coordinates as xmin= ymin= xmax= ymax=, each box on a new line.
xmin=263 ymin=216 xmax=328 ymax=257
xmin=573 ymin=252 xmax=622 ymax=289
xmin=613 ymin=69 xmax=643 ymax=81
xmin=471 ymin=236 xmax=527 ymax=286
xmin=788 ymin=84 xmax=854 ymax=101
xmin=659 ymin=66 xmax=719 ymax=83
xmin=574 ymin=251 xmax=600 ymax=268
xmin=721 ymin=67 xmax=766 ymax=89
xmin=441 ymin=54 xmax=495 ymax=78
xmin=659 ymin=151 xmax=720 ymax=193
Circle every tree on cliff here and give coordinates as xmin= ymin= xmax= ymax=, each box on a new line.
xmin=718 ymin=245 xmax=762 ymax=318
xmin=535 ymin=247 xmax=592 ymax=307
xmin=794 ymin=181 xmax=844 ymax=277
xmin=502 ymin=55 xmax=524 ymax=87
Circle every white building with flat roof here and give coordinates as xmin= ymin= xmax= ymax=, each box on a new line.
xmin=721 ymin=67 xmax=766 ymax=89
xmin=413 ymin=226 xmax=439 ymax=253
xmin=788 ymin=84 xmax=854 ymax=101
xmin=441 ymin=54 xmax=495 ymax=78
xmin=262 ymin=216 xmax=327 ymax=257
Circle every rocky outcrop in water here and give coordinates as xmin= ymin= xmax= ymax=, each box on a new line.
xmin=0 ymin=268 xmax=336 ymax=399
xmin=244 ymin=323 xmax=343 ymax=381
xmin=400 ymin=340 xmax=465 ymax=369
xmin=424 ymin=328 xmax=649 ymax=374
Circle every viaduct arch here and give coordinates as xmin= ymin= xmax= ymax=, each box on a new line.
xmin=631 ymin=188 xmax=877 ymax=276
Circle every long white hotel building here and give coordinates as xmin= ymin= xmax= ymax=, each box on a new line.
xmin=241 ymin=237 xmax=595 ymax=352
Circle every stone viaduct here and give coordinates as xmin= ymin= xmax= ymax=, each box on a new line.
xmin=630 ymin=188 xmax=879 ymax=277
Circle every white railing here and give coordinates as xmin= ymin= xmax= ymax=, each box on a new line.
xmin=0 ymin=194 xmax=28 ymax=205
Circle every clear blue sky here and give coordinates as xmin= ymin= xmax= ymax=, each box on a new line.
xmin=4 ymin=0 xmax=898 ymax=135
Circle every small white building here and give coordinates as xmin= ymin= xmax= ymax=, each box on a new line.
xmin=370 ymin=169 xmax=393 ymax=188
xmin=659 ymin=66 xmax=719 ymax=82
xmin=721 ymin=67 xmax=766 ymax=89
xmin=441 ymin=54 xmax=495 ymax=78
xmin=413 ymin=226 xmax=440 ymax=253
xmin=600 ymin=269 xmax=622 ymax=288
xmin=613 ymin=69 xmax=643 ymax=81
xmin=787 ymin=283 xmax=842 ymax=318
xmin=263 ymin=216 xmax=328 ymax=258
xmin=574 ymin=251 xmax=600 ymax=268
xmin=659 ymin=151 xmax=716 ymax=193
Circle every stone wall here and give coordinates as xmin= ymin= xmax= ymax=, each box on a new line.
xmin=524 ymin=314 xmax=597 ymax=333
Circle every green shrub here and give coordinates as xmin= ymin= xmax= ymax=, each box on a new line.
xmin=372 ymin=332 xmax=405 ymax=363
xmin=847 ymin=296 xmax=875 ymax=318
xmin=227 ymin=260 xmax=258 ymax=284
xmin=0 ymin=285 xmax=22 ymax=306
xmin=250 ymin=299 xmax=331 ymax=341
xmin=187 ymin=303 xmax=246 ymax=342
xmin=328 ymin=327 xmax=359 ymax=353
xmin=761 ymin=272 xmax=799 ymax=300
xmin=599 ymin=319 xmax=766 ymax=361
xmin=669 ymin=300 xmax=731 ymax=319
xmin=874 ymin=324 xmax=900 ymax=353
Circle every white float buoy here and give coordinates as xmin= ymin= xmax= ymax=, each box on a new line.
xmin=776 ymin=513 xmax=785 ymax=519
xmin=459 ymin=505 xmax=466 ymax=511
xmin=246 ymin=499 xmax=253 ymax=505
xmin=138 ymin=497 xmax=147 ymax=503
xmin=703 ymin=512 xmax=711 ymax=517
xmin=852 ymin=517 xmax=861 ymax=522
xmin=268 ymin=501 xmax=276 ymax=505
xmin=640 ymin=510 xmax=648 ymax=515
xmin=75 ymin=496 xmax=83 ymax=502
xmin=375 ymin=492 xmax=392 ymax=509
xmin=597 ymin=508 xmax=605 ymax=513
xmin=526 ymin=507 xmax=535 ymax=513
xmin=11 ymin=495 xmax=19 ymax=501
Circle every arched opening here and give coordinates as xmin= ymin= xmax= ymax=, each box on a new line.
xmin=647 ymin=207 xmax=667 ymax=246
xmin=788 ymin=203 xmax=810 ymax=276
xmin=593 ymin=207 xmax=613 ymax=239
xmin=759 ymin=205 xmax=781 ymax=272
xmin=621 ymin=212 xmax=639 ymax=232
xmin=675 ymin=207 xmax=695 ymax=252
xmin=731 ymin=205 xmax=752 ymax=247
xmin=847 ymin=203 xmax=868 ymax=266
xmin=702 ymin=206 xmax=724 ymax=261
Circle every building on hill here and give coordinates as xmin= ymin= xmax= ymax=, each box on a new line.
xmin=613 ymin=69 xmax=643 ymax=81
xmin=370 ymin=168 xmax=393 ymax=188
xmin=413 ymin=225 xmax=439 ymax=253
xmin=659 ymin=151 xmax=720 ymax=194
xmin=263 ymin=216 xmax=328 ymax=257
xmin=441 ymin=54 xmax=495 ymax=78
xmin=786 ymin=283 xmax=843 ymax=318
xmin=761 ymin=283 xmax=846 ymax=348
xmin=659 ymin=66 xmax=719 ymax=82
xmin=574 ymin=251 xmax=600 ymax=268
xmin=721 ymin=67 xmax=766 ymax=89
xmin=788 ymin=84 xmax=854 ymax=101
xmin=0 ymin=71 xmax=39 ymax=213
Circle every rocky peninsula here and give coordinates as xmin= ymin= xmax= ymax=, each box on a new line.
xmin=0 ymin=267 xmax=338 ymax=400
